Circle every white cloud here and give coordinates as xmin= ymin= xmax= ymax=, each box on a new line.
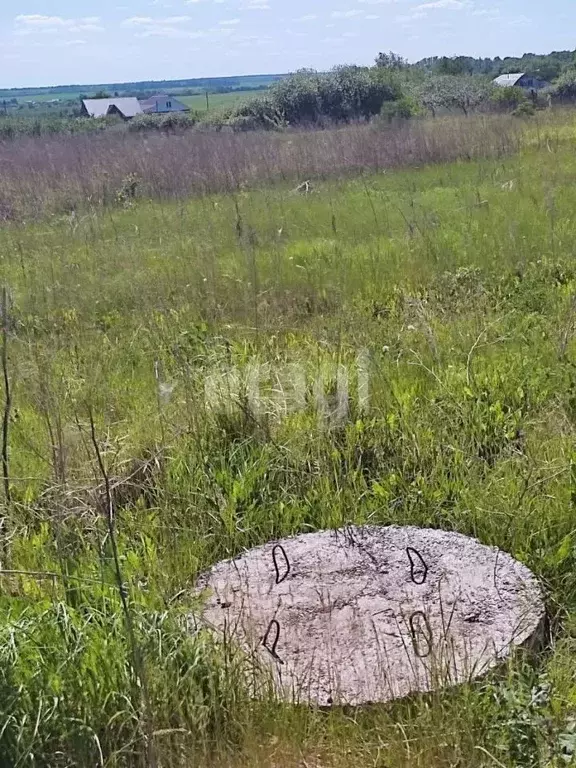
xmin=122 ymin=15 xmax=192 ymax=25
xmin=396 ymin=10 xmax=426 ymax=22
xmin=365 ymin=14 xmax=379 ymax=19
xmin=471 ymin=8 xmax=499 ymax=20
xmin=415 ymin=0 xmax=468 ymax=8
xmin=136 ymin=27 xmax=205 ymax=38
xmin=241 ymin=0 xmax=270 ymax=8
xmin=295 ymin=14 xmax=318 ymax=22
xmin=219 ymin=18 xmax=241 ymax=24
xmin=122 ymin=14 xmax=215 ymax=39
xmin=163 ymin=15 xmax=194 ymax=22
xmin=507 ymin=14 xmax=531 ymax=25
xmin=16 ymin=15 xmax=91 ymax=26
xmin=331 ymin=9 xmax=364 ymax=18
xmin=123 ymin=16 xmax=154 ymax=24
xmin=14 ymin=15 xmax=104 ymax=35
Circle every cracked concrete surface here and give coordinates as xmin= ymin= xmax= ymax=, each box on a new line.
xmin=194 ymin=526 xmax=545 ymax=706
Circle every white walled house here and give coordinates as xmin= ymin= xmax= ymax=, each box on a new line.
xmin=81 ymin=98 xmax=143 ymax=119
xmin=139 ymin=95 xmax=189 ymax=114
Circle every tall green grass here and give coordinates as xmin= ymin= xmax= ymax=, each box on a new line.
xmin=1 ymin=116 xmax=576 ymax=765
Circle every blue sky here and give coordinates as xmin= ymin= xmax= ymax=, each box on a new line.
xmin=1 ymin=0 xmax=575 ymax=88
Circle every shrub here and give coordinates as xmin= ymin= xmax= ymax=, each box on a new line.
xmin=490 ymin=86 xmax=527 ymax=111
xmin=158 ymin=112 xmax=198 ymax=131
xmin=128 ymin=112 xmax=198 ymax=133
xmin=319 ymin=66 xmax=401 ymax=122
xmin=415 ymin=76 xmax=494 ymax=117
xmin=128 ymin=114 xmax=161 ymax=132
xmin=231 ymin=96 xmax=287 ymax=130
xmin=512 ymin=101 xmax=536 ymax=117
xmin=195 ymin=108 xmax=234 ymax=132
xmin=550 ymin=69 xmax=576 ymax=102
xmin=224 ymin=67 xmax=403 ymax=129
xmin=270 ymin=72 xmax=322 ymax=125
xmin=115 ymin=172 xmax=140 ymax=206
xmin=0 ymin=114 xmax=121 ymax=140
xmin=379 ymin=94 xmax=419 ymax=122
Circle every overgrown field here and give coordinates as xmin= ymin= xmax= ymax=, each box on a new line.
xmin=1 ymin=115 xmax=576 ymax=766
xmin=0 ymin=114 xmax=526 ymax=221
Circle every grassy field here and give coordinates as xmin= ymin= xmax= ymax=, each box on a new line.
xmin=9 ymin=92 xmax=85 ymax=103
xmin=1 ymin=88 xmax=265 ymax=109
xmin=179 ymin=89 xmax=265 ymax=112
xmin=0 ymin=74 xmax=282 ymax=106
xmin=1 ymin=114 xmax=576 ymax=766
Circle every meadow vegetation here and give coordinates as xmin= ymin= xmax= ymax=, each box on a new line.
xmin=0 ymin=114 xmax=522 ymax=222
xmin=1 ymin=110 xmax=576 ymax=766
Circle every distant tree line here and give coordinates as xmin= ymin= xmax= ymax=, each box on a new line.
xmin=6 ymin=45 xmax=576 ymax=140
xmin=0 ymin=75 xmax=285 ymax=101
xmin=407 ymin=51 xmax=575 ymax=82
xmin=374 ymin=48 xmax=576 ymax=83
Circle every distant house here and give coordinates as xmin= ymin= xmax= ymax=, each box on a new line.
xmin=81 ymin=97 xmax=143 ymax=119
xmin=492 ymin=73 xmax=549 ymax=91
xmin=139 ymin=94 xmax=189 ymax=114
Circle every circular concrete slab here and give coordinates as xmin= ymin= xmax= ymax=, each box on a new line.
xmin=194 ymin=526 xmax=545 ymax=706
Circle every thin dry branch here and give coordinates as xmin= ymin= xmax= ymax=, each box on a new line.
xmin=1 ymin=286 xmax=12 ymax=561
xmin=88 ymin=408 xmax=157 ymax=768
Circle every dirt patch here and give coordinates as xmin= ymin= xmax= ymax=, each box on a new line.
xmin=194 ymin=526 xmax=545 ymax=706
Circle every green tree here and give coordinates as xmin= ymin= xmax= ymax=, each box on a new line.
xmin=415 ymin=76 xmax=492 ymax=116
xmin=233 ymin=67 xmax=403 ymax=128
xmin=375 ymin=51 xmax=408 ymax=70
xmin=551 ymin=68 xmax=576 ymax=101
xmin=436 ymin=57 xmax=469 ymax=76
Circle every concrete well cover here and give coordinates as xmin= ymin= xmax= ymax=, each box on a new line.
xmin=195 ymin=526 xmax=545 ymax=706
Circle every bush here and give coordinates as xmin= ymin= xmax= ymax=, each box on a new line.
xmin=128 ymin=112 xmax=198 ymax=133
xmin=379 ymin=95 xmax=419 ymax=122
xmin=0 ymin=114 xmax=121 ymax=140
xmin=225 ymin=115 xmax=265 ymax=132
xmin=224 ymin=67 xmax=403 ymax=129
xmin=195 ymin=108 xmax=235 ymax=132
xmin=158 ymin=112 xmax=198 ymax=131
xmin=550 ymin=69 xmax=576 ymax=102
xmin=490 ymin=86 xmax=527 ymax=111
xmin=231 ymin=96 xmax=287 ymax=130
xmin=414 ymin=75 xmax=494 ymax=117
xmin=512 ymin=101 xmax=536 ymax=117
